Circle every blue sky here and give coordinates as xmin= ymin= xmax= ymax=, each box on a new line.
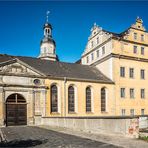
xmin=0 ymin=1 xmax=148 ymax=63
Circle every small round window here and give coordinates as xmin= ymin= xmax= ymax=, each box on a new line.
xmin=33 ymin=79 xmax=41 ymax=85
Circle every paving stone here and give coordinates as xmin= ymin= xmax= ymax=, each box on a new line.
xmin=0 ymin=126 xmax=119 ymax=148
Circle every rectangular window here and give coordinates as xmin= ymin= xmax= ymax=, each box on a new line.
xmin=96 ymin=50 xmax=99 ymax=58
xmin=120 ymin=67 xmax=125 ymax=77
xmin=130 ymin=109 xmax=135 ymax=116
xmin=121 ymin=109 xmax=126 ymax=116
xmin=141 ymin=34 xmax=144 ymax=41
xmin=141 ymin=47 xmax=144 ymax=55
xmin=91 ymin=41 xmax=93 ymax=48
xmin=102 ymin=46 xmax=105 ymax=55
xmin=134 ymin=33 xmax=137 ymax=40
xmin=141 ymin=69 xmax=145 ymax=79
xmin=97 ymin=37 xmax=99 ymax=44
xmin=133 ymin=46 xmax=137 ymax=54
xmin=141 ymin=89 xmax=145 ymax=99
xmin=129 ymin=68 xmax=134 ymax=78
xmin=141 ymin=109 xmax=145 ymax=115
xmin=130 ymin=88 xmax=135 ymax=99
xmin=91 ymin=53 xmax=94 ymax=61
xmin=120 ymin=88 xmax=125 ymax=98
xmin=86 ymin=56 xmax=89 ymax=63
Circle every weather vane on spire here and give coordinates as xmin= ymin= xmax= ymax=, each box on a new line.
xmin=46 ymin=10 xmax=50 ymax=23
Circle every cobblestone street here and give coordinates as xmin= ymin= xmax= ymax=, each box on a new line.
xmin=0 ymin=126 xmax=119 ymax=148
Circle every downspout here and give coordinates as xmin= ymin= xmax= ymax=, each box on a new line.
xmin=64 ymin=77 xmax=67 ymax=117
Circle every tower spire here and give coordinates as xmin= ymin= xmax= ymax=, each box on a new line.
xmin=38 ymin=11 xmax=58 ymax=61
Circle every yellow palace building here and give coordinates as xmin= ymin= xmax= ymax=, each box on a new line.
xmin=0 ymin=17 xmax=147 ymax=127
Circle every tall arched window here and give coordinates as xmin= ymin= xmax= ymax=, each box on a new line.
xmin=68 ymin=86 xmax=75 ymax=112
xmin=101 ymin=87 xmax=106 ymax=112
xmin=86 ymin=87 xmax=91 ymax=112
xmin=51 ymin=85 xmax=58 ymax=112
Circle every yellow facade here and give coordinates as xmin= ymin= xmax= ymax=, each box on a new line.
xmin=112 ymin=18 xmax=148 ymax=116
xmin=45 ymin=78 xmax=114 ymax=117
xmin=81 ymin=17 xmax=148 ymax=116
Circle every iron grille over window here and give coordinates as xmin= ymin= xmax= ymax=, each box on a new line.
xmin=68 ymin=86 xmax=75 ymax=112
xmin=101 ymin=88 xmax=106 ymax=112
xmin=86 ymin=87 xmax=91 ymax=112
xmin=51 ymin=85 xmax=58 ymax=112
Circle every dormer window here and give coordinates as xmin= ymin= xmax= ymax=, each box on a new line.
xmin=134 ymin=33 xmax=137 ymax=40
xmin=133 ymin=46 xmax=137 ymax=54
xmin=102 ymin=46 xmax=105 ymax=55
xmin=91 ymin=41 xmax=94 ymax=48
xmin=86 ymin=56 xmax=89 ymax=63
xmin=97 ymin=37 xmax=99 ymax=44
xmin=91 ymin=53 xmax=94 ymax=61
xmin=96 ymin=50 xmax=99 ymax=57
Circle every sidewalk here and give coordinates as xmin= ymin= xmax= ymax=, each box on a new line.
xmin=39 ymin=125 xmax=148 ymax=148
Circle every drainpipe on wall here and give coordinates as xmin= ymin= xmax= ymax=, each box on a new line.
xmin=64 ymin=77 xmax=67 ymax=117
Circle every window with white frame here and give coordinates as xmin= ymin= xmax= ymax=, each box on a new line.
xmin=134 ymin=33 xmax=137 ymax=40
xmin=133 ymin=46 xmax=137 ymax=54
xmin=141 ymin=47 xmax=144 ymax=55
xmin=97 ymin=37 xmax=99 ymax=44
xmin=129 ymin=68 xmax=134 ymax=78
xmin=120 ymin=67 xmax=125 ymax=77
xmin=120 ymin=88 xmax=125 ymax=98
xmin=86 ymin=56 xmax=89 ymax=63
xmin=91 ymin=53 xmax=94 ymax=61
xmin=96 ymin=50 xmax=99 ymax=58
xmin=130 ymin=88 xmax=135 ymax=99
xmin=121 ymin=109 xmax=126 ymax=116
xmin=91 ymin=41 xmax=94 ymax=48
xmin=68 ymin=86 xmax=75 ymax=112
xmin=51 ymin=85 xmax=58 ymax=113
xmin=102 ymin=46 xmax=105 ymax=55
xmin=141 ymin=89 xmax=145 ymax=99
xmin=86 ymin=87 xmax=91 ymax=112
xmin=130 ymin=109 xmax=135 ymax=116
xmin=141 ymin=109 xmax=145 ymax=115
xmin=141 ymin=69 xmax=145 ymax=79
xmin=101 ymin=87 xmax=106 ymax=112
xmin=141 ymin=34 xmax=144 ymax=41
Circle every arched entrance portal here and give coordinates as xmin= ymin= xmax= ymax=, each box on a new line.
xmin=6 ymin=93 xmax=27 ymax=126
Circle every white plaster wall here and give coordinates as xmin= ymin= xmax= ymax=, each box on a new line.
xmin=95 ymin=57 xmax=113 ymax=80
xmin=82 ymin=40 xmax=112 ymax=65
xmin=40 ymin=42 xmax=55 ymax=55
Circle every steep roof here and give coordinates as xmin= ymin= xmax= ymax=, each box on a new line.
xmin=0 ymin=54 xmax=113 ymax=84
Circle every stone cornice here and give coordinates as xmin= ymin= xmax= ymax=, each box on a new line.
xmin=91 ymin=53 xmax=148 ymax=67
xmin=47 ymin=75 xmax=114 ymax=84
xmin=0 ymin=84 xmax=48 ymax=89
xmin=0 ymin=72 xmax=45 ymax=79
xmin=120 ymin=38 xmax=148 ymax=47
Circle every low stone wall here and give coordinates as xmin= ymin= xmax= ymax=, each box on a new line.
xmin=37 ymin=116 xmax=139 ymax=138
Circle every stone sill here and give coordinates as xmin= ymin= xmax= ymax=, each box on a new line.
xmin=50 ymin=112 xmax=61 ymax=115
xmin=68 ymin=112 xmax=77 ymax=114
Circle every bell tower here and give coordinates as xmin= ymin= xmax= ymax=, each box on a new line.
xmin=39 ymin=11 xmax=58 ymax=61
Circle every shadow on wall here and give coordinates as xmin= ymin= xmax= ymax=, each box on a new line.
xmin=0 ymin=139 xmax=48 ymax=147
